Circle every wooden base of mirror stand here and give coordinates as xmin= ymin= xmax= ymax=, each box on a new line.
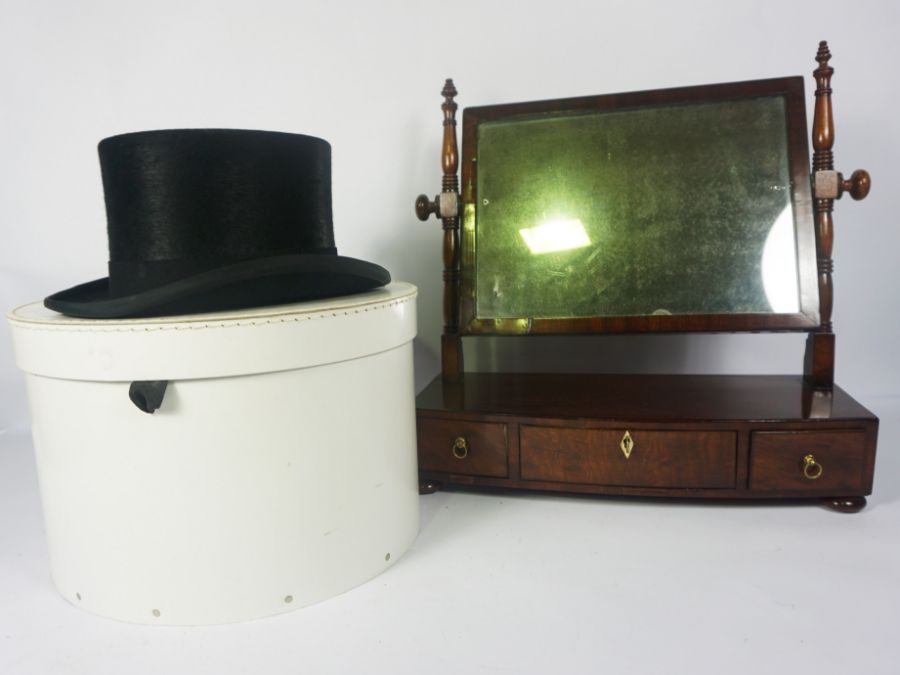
xmin=416 ymin=373 xmax=878 ymax=512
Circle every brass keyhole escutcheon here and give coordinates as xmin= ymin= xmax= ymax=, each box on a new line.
xmin=802 ymin=454 xmax=823 ymax=480
xmin=452 ymin=436 xmax=469 ymax=460
xmin=620 ymin=431 xmax=634 ymax=459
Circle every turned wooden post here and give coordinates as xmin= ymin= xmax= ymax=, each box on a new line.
xmin=416 ymin=79 xmax=464 ymax=381
xmin=804 ymin=41 xmax=871 ymax=388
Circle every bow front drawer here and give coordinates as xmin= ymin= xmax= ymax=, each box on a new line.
xmin=520 ymin=426 xmax=736 ymax=488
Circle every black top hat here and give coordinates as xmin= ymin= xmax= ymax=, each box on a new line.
xmin=44 ymin=129 xmax=390 ymax=318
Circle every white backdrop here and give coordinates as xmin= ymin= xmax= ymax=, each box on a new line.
xmin=2 ymin=0 xmax=898 ymax=433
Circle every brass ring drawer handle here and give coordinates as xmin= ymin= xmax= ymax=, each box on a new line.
xmin=802 ymin=454 xmax=823 ymax=480
xmin=452 ymin=436 xmax=469 ymax=460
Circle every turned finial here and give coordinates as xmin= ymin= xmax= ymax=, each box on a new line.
xmin=415 ymin=78 xmax=461 ymax=222
xmin=811 ymin=41 xmax=871 ymax=202
xmin=441 ymin=78 xmax=458 ymax=101
xmin=816 ymin=41 xmax=832 ymax=68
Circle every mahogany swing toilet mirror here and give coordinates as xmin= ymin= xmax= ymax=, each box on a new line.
xmin=414 ymin=42 xmax=878 ymax=511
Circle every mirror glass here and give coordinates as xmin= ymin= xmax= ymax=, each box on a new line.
xmin=474 ymin=95 xmax=800 ymax=319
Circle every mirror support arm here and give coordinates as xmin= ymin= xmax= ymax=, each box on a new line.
xmin=416 ymin=79 xmax=464 ymax=381
xmin=804 ymin=41 xmax=871 ymax=389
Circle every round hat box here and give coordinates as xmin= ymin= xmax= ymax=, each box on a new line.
xmin=7 ymin=282 xmax=419 ymax=625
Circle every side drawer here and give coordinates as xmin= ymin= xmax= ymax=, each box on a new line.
xmin=750 ymin=430 xmax=866 ymax=492
xmin=520 ymin=426 xmax=736 ymax=488
xmin=417 ymin=417 xmax=508 ymax=478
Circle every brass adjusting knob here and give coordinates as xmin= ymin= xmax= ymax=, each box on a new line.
xmin=452 ymin=436 xmax=469 ymax=460
xmin=802 ymin=454 xmax=823 ymax=480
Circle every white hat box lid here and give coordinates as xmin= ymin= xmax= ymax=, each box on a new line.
xmin=7 ymin=282 xmax=419 ymax=625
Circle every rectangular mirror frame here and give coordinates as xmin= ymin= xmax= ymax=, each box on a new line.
xmin=457 ymin=77 xmax=820 ymax=335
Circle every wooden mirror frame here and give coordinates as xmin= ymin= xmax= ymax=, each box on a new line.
xmin=457 ymin=77 xmax=819 ymax=336
xmin=416 ymin=42 xmax=870 ymax=385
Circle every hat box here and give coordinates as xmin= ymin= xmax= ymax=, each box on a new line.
xmin=7 ymin=282 xmax=419 ymax=625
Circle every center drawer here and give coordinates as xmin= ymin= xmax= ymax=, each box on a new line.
xmin=520 ymin=426 xmax=736 ymax=488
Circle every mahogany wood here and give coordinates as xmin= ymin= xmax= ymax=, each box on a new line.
xmin=458 ymin=76 xmax=819 ymax=337
xmin=419 ymin=480 xmax=443 ymax=495
xmin=417 ymin=373 xmax=874 ymax=424
xmin=441 ymin=333 xmax=463 ymax=382
xmin=841 ymin=169 xmax=871 ymax=200
xmin=804 ymin=332 xmax=835 ymax=386
xmin=417 ymin=373 xmax=878 ymax=508
xmin=823 ymin=496 xmax=867 ymax=513
xmin=414 ymin=194 xmax=438 ymax=221
xmin=519 ymin=427 xmax=737 ymax=489
xmin=417 ymin=417 xmax=508 ymax=478
xmin=414 ymin=42 xmax=877 ymax=511
xmin=750 ymin=430 xmax=866 ymax=492
xmin=415 ymin=79 xmax=465 ymax=379
xmin=439 ymin=81 xmax=461 ymax=373
xmin=804 ymin=41 xmax=871 ymax=387
xmin=808 ymin=41 xmax=838 ymax=385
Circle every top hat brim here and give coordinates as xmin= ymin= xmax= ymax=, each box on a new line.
xmin=44 ymin=254 xmax=391 ymax=319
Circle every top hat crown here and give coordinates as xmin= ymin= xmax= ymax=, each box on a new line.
xmin=44 ymin=129 xmax=390 ymax=318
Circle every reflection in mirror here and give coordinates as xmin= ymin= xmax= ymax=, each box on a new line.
xmin=475 ymin=95 xmax=801 ymax=319
xmin=761 ymin=206 xmax=800 ymax=313
xmin=519 ymin=219 xmax=590 ymax=255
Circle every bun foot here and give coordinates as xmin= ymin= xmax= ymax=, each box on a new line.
xmin=823 ymin=496 xmax=867 ymax=513
xmin=419 ymin=479 xmax=443 ymax=495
